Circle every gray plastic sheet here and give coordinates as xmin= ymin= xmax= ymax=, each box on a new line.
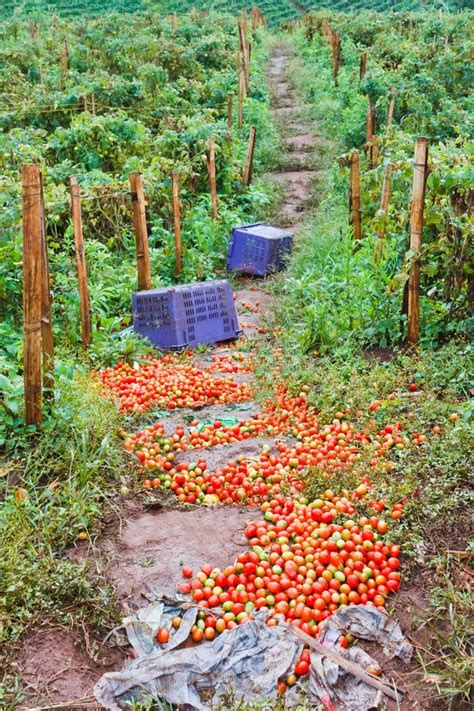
xmin=309 ymin=605 xmax=412 ymax=711
xmin=94 ymin=597 xmax=303 ymax=710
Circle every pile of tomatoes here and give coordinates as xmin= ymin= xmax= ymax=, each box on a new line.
xmin=98 ymin=356 xmax=253 ymax=413
xmin=157 ymin=491 xmax=402 ymax=687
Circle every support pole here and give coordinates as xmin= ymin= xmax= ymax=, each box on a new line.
xmin=129 ymin=172 xmax=151 ymax=291
xmin=39 ymin=171 xmax=54 ymax=386
xmin=172 ymin=171 xmax=182 ymax=276
xmin=243 ymin=126 xmax=257 ymax=187
xmin=207 ymin=138 xmax=218 ymax=220
xmin=22 ymin=164 xmax=43 ymax=425
xmin=70 ymin=176 xmax=92 ymax=348
xmin=350 ymin=151 xmax=362 ymax=241
xmin=227 ymin=93 xmax=234 ymax=138
xmin=407 ymin=137 xmax=429 ymax=345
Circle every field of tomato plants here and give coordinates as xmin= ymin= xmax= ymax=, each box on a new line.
xmin=0 ymin=3 xmax=473 ymax=711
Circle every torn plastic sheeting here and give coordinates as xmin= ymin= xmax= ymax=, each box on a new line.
xmin=94 ymin=610 xmax=303 ymax=711
xmin=309 ymin=605 xmax=411 ymax=711
xmin=123 ymin=596 xmax=198 ymax=657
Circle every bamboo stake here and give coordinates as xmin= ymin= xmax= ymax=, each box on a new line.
xmin=129 ymin=172 xmax=151 ymax=291
xmin=238 ymin=70 xmax=244 ymax=129
xmin=377 ymin=162 xmax=393 ymax=241
xmin=70 ymin=176 xmax=92 ymax=349
xmin=238 ymin=20 xmax=250 ymax=94
xmin=331 ymin=33 xmax=341 ymax=87
xmin=207 ymin=138 xmax=218 ymax=220
xmin=227 ymin=93 xmax=234 ymax=138
xmin=349 ymin=150 xmax=362 ymax=240
xmin=407 ymin=137 xmax=429 ymax=345
xmin=246 ymin=41 xmax=251 ymax=88
xmin=22 ymin=164 xmax=43 ymax=426
xmin=39 ymin=171 xmax=54 ymax=387
xmin=386 ymin=87 xmax=396 ymax=127
xmin=359 ymin=51 xmax=367 ymax=80
xmin=243 ymin=126 xmax=257 ymax=187
xmin=172 ymin=171 xmax=182 ymax=276
xmin=370 ymin=134 xmax=378 ymax=169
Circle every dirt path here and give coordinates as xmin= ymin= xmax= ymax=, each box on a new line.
xmin=14 ymin=42 xmax=321 ymax=710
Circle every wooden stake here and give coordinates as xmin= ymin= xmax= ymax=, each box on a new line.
xmin=171 ymin=13 xmax=178 ymax=32
xmin=407 ymin=137 xmax=429 ymax=345
xmin=243 ymin=126 xmax=257 ymax=187
xmin=207 ymin=138 xmax=218 ymax=220
xmin=129 ymin=172 xmax=151 ymax=291
xmin=70 ymin=176 xmax=92 ymax=349
xmin=370 ymin=134 xmax=378 ymax=169
xmin=366 ymin=102 xmax=376 ymax=148
xmin=377 ymin=162 xmax=393 ymax=241
xmin=91 ymin=93 xmax=96 ymax=116
xmin=359 ymin=51 xmax=367 ymax=81
xmin=349 ymin=150 xmax=362 ymax=240
xmin=246 ymin=41 xmax=251 ymax=88
xmin=331 ymin=33 xmax=341 ymax=87
xmin=238 ymin=70 xmax=244 ymax=129
xmin=242 ymin=8 xmax=248 ymax=34
xmin=238 ymin=20 xmax=250 ymax=94
xmin=251 ymin=6 xmax=258 ymax=31
xmin=39 ymin=171 xmax=54 ymax=387
xmin=386 ymin=87 xmax=396 ymax=127
xmin=172 ymin=171 xmax=182 ymax=276
xmin=227 ymin=93 xmax=234 ymax=138
xmin=22 ymin=164 xmax=43 ymax=425
xmin=82 ymin=95 xmax=88 ymax=113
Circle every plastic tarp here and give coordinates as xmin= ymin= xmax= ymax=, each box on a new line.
xmin=94 ymin=599 xmax=411 ymax=711
xmin=94 ymin=596 xmax=303 ymax=710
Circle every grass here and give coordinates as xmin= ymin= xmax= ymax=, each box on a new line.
xmin=0 ymin=365 xmax=131 ymax=648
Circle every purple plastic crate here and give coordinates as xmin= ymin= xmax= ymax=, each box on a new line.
xmin=227 ymin=222 xmax=294 ymax=276
xmin=132 ymin=279 xmax=241 ymax=350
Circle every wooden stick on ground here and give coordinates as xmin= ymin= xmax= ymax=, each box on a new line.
xmin=172 ymin=171 xmax=182 ymax=276
xmin=407 ymin=137 xmax=429 ymax=345
xmin=70 ymin=176 xmax=92 ymax=348
xmin=289 ymin=625 xmax=402 ymax=703
xmin=129 ymin=172 xmax=151 ymax=291
xmin=22 ymin=164 xmax=43 ymax=425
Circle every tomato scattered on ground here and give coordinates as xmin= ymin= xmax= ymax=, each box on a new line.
xmin=98 ymin=355 xmax=252 ymax=412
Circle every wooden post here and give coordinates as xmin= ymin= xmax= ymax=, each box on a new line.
xmin=70 ymin=176 xmax=92 ymax=349
xmin=207 ymin=138 xmax=218 ymax=220
xmin=39 ymin=172 xmax=54 ymax=387
xmin=172 ymin=171 xmax=182 ymax=276
xmin=359 ymin=51 xmax=367 ymax=81
xmin=238 ymin=21 xmax=250 ymax=94
xmin=227 ymin=93 xmax=234 ymax=138
xmin=331 ymin=33 xmax=341 ymax=87
xmin=377 ymin=162 xmax=393 ymax=241
xmin=370 ymin=135 xmax=378 ymax=169
xmin=60 ymin=43 xmax=68 ymax=89
xmin=22 ymin=164 xmax=43 ymax=425
xmin=349 ymin=151 xmax=362 ymax=240
xmin=386 ymin=87 xmax=396 ymax=127
xmin=91 ymin=93 xmax=96 ymax=116
xmin=238 ymin=70 xmax=244 ymax=129
xmin=246 ymin=41 xmax=251 ymax=88
xmin=242 ymin=8 xmax=248 ymax=34
xmin=82 ymin=95 xmax=88 ymax=113
xmin=366 ymin=103 xmax=376 ymax=148
xmin=251 ymin=6 xmax=258 ymax=31
xmin=129 ymin=172 xmax=151 ymax=291
xmin=407 ymin=137 xmax=429 ymax=345
xmin=243 ymin=126 xmax=257 ymax=187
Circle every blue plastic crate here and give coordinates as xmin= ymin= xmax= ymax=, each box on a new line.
xmin=227 ymin=222 xmax=294 ymax=276
xmin=132 ymin=280 xmax=241 ymax=350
